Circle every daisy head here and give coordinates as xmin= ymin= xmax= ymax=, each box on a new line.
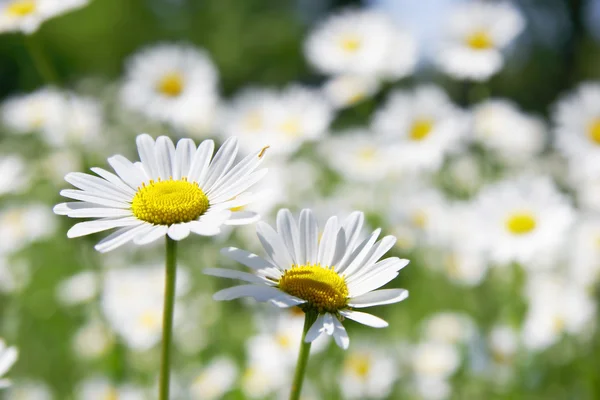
xmin=0 ymin=338 xmax=17 ymax=388
xmin=435 ymin=2 xmax=525 ymax=81
xmin=0 ymin=0 xmax=89 ymax=34
xmin=120 ymin=43 xmax=219 ymax=134
xmin=207 ymin=208 xmax=409 ymax=349
xmin=54 ymin=134 xmax=268 ymax=252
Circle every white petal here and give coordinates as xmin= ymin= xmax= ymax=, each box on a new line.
xmin=256 ymin=221 xmax=294 ymax=269
xmin=155 ymin=136 xmax=176 ymax=180
xmin=348 ymin=289 xmax=409 ymax=308
xmin=188 ymin=221 xmax=221 ymax=236
xmin=348 ymin=270 xmax=400 ymax=298
xmin=203 ymin=137 xmax=238 ymax=192
xmin=174 ymin=138 xmax=195 ymax=180
xmin=207 ymin=147 xmax=266 ymax=197
xmin=188 ymin=139 xmax=214 ymax=184
xmin=346 ymin=237 xmax=399 ymax=284
xmin=213 ymin=284 xmax=288 ymax=302
xmin=317 ymin=216 xmax=339 ymax=267
xmin=167 ymin=223 xmax=191 ymax=241
xmin=67 ymin=217 xmax=142 ymax=238
xmin=133 ymin=224 xmax=168 ymax=245
xmin=332 ymin=317 xmax=350 ymax=350
xmin=90 ymin=167 xmax=137 ymax=196
xmin=224 ymin=211 xmax=260 ymax=226
xmin=136 ymin=133 xmax=159 ymax=179
xmin=276 ymin=209 xmax=301 ymax=265
xmin=60 ymin=189 xmax=130 ymax=209
xmin=65 ymin=172 xmax=131 ymax=201
xmin=61 ymin=207 xmax=131 ymax=219
xmin=107 ymin=155 xmax=146 ymax=189
xmin=209 ymin=169 xmax=268 ymax=204
xmin=336 ymin=228 xmax=381 ymax=276
xmin=220 ymin=247 xmax=279 ymax=273
xmin=203 ymin=268 xmax=273 ymax=285
xmin=340 ymin=310 xmax=388 ymax=328
xmin=341 ymin=211 xmax=364 ymax=250
xmin=299 ymin=209 xmax=318 ymax=265
xmin=94 ymin=223 xmax=152 ymax=253
xmin=347 ymin=258 xmax=409 ymax=288
xmin=305 ymin=314 xmax=326 ymax=343
xmin=0 ymin=347 xmax=17 ymax=376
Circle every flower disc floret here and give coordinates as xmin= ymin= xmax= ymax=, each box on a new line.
xmin=506 ymin=212 xmax=536 ymax=235
xmin=157 ymin=72 xmax=184 ymax=97
xmin=588 ymin=119 xmax=600 ymax=145
xmin=131 ymin=178 xmax=209 ymax=225
xmin=466 ymin=31 xmax=494 ymax=50
xmin=7 ymin=0 xmax=36 ymax=16
xmin=278 ymin=264 xmax=348 ymax=312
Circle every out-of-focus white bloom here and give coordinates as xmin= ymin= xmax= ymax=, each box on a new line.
xmin=339 ymin=345 xmax=398 ymax=399
xmin=488 ymin=325 xmax=518 ymax=364
xmin=0 ymin=339 xmax=17 ymax=388
xmin=189 ymin=357 xmax=237 ymax=400
xmin=442 ymin=249 xmax=489 ymax=287
xmin=553 ymin=83 xmax=600 ymax=182
xmin=0 ymin=155 xmax=31 ymax=196
xmin=120 ymin=43 xmax=220 ymax=135
xmin=473 ymin=99 xmax=546 ymax=164
xmin=0 ymin=257 xmax=30 ymax=294
xmin=101 ymin=265 xmax=189 ymax=350
xmin=319 ymin=129 xmax=396 ymax=182
xmin=472 ymin=176 xmax=575 ymax=267
xmin=412 ymin=341 xmax=460 ymax=380
xmin=1 ymin=89 xmax=104 ymax=149
xmin=372 ymin=85 xmax=470 ymax=174
xmin=72 ymin=318 xmax=114 ymax=360
xmin=219 ymin=85 xmax=333 ymax=156
xmin=55 ymin=271 xmax=98 ymax=306
xmin=523 ymin=273 xmax=596 ymax=351
xmin=422 ymin=312 xmax=476 ymax=346
xmin=568 ymin=216 xmax=600 ymax=287
xmin=241 ymin=361 xmax=288 ymax=399
xmin=7 ymin=381 xmax=52 ymax=400
xmin=0 ymin=203 xmax=56 ymax=255
xmin=435 ymin=2 xmax=525 ymax=81
xmin=444 ymin=154 xmax=483 ymax=194
xmin=0 ymin=0 xmax=89 ymax=34
xmin=305 ymin=9 xmax=417 ymax=80
xmin=39 ymin=149 xmax=81 ymax=185
xmin=75 ymin=378 xmax=146 ymax=400
xmin=321 ymin=75 xmax=380 ymax=109
xmin=413 ymin=377 xmax=451 ymax=400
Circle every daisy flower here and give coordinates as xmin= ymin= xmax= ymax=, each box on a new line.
xmin=54 ymin=134 xmax=267 ymax=252
xmin=371 ymin=85 xmax=470 ymax=174
xmin=321 ymin=74 xmax=380 ymax=110
xmin=188 ymin=357 xmax=238 ymax=400
xmin=0 ymin=0 xmax=89 ymax=34
xmin=339 ymin=343 xmax=398 ymax=399
xmin=0 ymin=154 xmax=31 ymax=196
xmin=304 ymin=9 xmax=417 ymax=80
xmin=120 ymin=44 xmax=220 ymax=136
xmin=435 ymin=2 xmax=525 ymax=81
xmin=0 ymin=339 xmax=17 ymax=388
xmin=207 ymin=208 xmax=409 ymax=349
xmin=553 ymin=82 xmax=600 ymax=181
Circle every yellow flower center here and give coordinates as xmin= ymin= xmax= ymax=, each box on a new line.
xmin=340 ymin=35 xmax=361 ymax=53
xmin=7 ymin=0 xmax=36 ymax=16
xmin=276 ymin=334 xmax=292 ymax=349
xmin=552 ymin=316 xmax=565 ymax=333
xmin=131 ymin=178 xmax=209 ymax=225
xmin=139 ymin=311 xmax=160 ymax=329
xmin=157 ymin=72 xmax=184 ymax=97
xmin=587 ymin=118 xmax=600 ymax=145
xmin=409 ymin=119 xmax=434 ymax=141
xmin=279 ymin=118 xmax=301 ymax=137
xmin=346 ymin=354 xmax=371 ymax=379
xmin=103 ymin=388 xmax=118 ymax=400
xmin=411 ymin=210 xmax=428 ymax=229
xmin=505 ymin=212 xmax=537 ymax=235
xmin=358 ymin=147 xmax=377 ymax=161
xmin=278 ymin=264 xmax=348 ymax=312
xmin=466 ymin=30 xmax=494 ymax=50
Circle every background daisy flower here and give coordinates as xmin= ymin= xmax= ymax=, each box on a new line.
xmin=0 ymin=339 xmax=17 ymax=388
xmin=54 ymin=134 xmax=267 ymax=252
xmin=207 ymin=208 xmax=409 ymax=349
xmin=0 ymin=0 xmax=89 ymax=34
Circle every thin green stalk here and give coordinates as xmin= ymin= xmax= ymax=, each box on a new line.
xmin=289 ymin=311 xmax=318 ymax=400
xmin=159 ymin=236 xmax=178 ymax=400
xmin=23 ymin=33 xmax=59 ymax=84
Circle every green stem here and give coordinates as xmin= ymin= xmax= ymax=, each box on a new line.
xmin=23 ymin=33 xmax=59 ymax=84
xmin=289 ymin=311 xmax=318 ymax=400
xmin=159 ymin=236 xmax=178 ymax=400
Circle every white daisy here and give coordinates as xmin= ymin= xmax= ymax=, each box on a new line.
xmin=6 ymin=381 xmax=53 ymax=400
xmin=54 ymin=134 xmax=267 ymax=252
xmin=0 ymin=339 xmax=17 ymax=388
xmin=0 ymin=203 xmax=56 ymax=255
xmin=0 ymin=0 xmax=89 ymax=34
xmin=72 ymin=317 xmax=114 ymax=360
xmin=371 ymin=85 xmax=470 ymax=174
xmin=76 ymin=378 xmax=146 ymax=400
xmin=120 ymin=43 xmax=220 ymax=135
xmin=219 ymin=85 xmax=333 ymax=157
xmin=435 ymin=2 xmax=525 ymax=81
xmin=0 ymin=154 xmax=31 ymax=196
xmin=488 ymin=324 xmax=518 ymax=365
xmin=568 ymin=215 xmax=600 ymax=287
xmin=553 ymin=82 xmax=600 ymax=181
xmin=411 ymin=340 xmax=460 ymax=381
xmin=207 ymin=208 xmax=409 ymax=349
xmin=304 ymin=9 xmax=417 ymax=80
xmin=1 ymin=87 xmax=63 ymax=135
xmin=471 ymin=175 xmax=575 ymax=267
xmin=473 ymin=99 xmax=546 ymax=164
xmin=339 ymin=344 xmax=398 ymax=399
xmin=55 ymin=270 xmax=98 ymax=306
xmin=422 ymin=312 xmax=476 ymax=346
xmin=321 ymin=74 xmax=380 ymax=110
xmin=189 ymin=357 xmax=237 ymax=400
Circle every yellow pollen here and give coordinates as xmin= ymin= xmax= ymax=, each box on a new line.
xmin=279 ymin=118 xmax=302 ymax=137
xmin=505 ymin=212 xmax=537 ymax=235
xmin=157 ymin=72 xmax=184 ymax=97
xmin=7 ymin=0 xmax=36 ymax=16
xmin=346 ymin=354 xmax=371 ymax=379
xmin=466 ymin=30 xmax=494 ymax=50
xmin=340 ymin=35 xmax=361 ymax=53
xmin=131 ymin=178 xmax=209 ymax=225
xmin=587 ymin=118 xmax=600 ymax=145
xmin=411 ymin=210 xmax=428 ymax=229
xmin=409 ymin=119 xmax=434 ymax=141
xmin=278 ymin=264 xmax=348 ymax=312
xmin=276 ymin=334 xmax=292 ymax=348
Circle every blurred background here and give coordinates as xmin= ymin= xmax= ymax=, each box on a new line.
xmin=1 ymin=0 xmax=600 ymax=399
